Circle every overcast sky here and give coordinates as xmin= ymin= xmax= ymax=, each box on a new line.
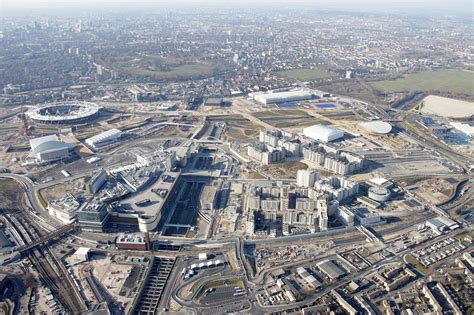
xmin=2 ymin=0 xmax=472 ymax=15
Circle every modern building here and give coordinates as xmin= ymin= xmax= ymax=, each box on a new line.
xmin=354 ymin=208 xmax=381 ymax=225
xmin=359 ymin=121 xmax=393 ymax=134
xmin=259 ymin=130 xmax=281 ymax=147
xmin=303 ymin=125 xmax=344 ymax=143
xmin=253 ymin=89 xmax=313 ymax=105
xmin=303 ymin=143 xmax=364 ymax=175
xmin=85 ymin=128 xmax=122 ymax=149
xmin=76 ymin=202 xmax=110 ymax=232
xmin=249 ymin=183 xmax=330 ymax=232
xmin=72 ymin=247 xmax=91 ymax=262
xmin=29 ymin=135 xmax=75 ymax=162
xmin=26 ymin=102 xmax=100 ymax=125
xmin=47 ymin=193 xmax=80 ymax=224
xmin=337 ymin=206 xmax=355 ymax=226
xmin=368 ymin=187 xmax=391 ymax=202
xmin=450 ymin=122 xmax=474 ymax=136
xmin=116 ymin=234 xmax=149 ymax=250
xmin=258 ymin=130 xmax=302 ymax=158
xmin=247 ymin=143 xmax=285 ymax=165
xmin=296 ymin=169 xmax=320 ymax=188
xmin=426 ymin=216 xmax=459 ymax=233
xmin=313 ymin=177 xmax=360 ymax=202
xmin=87 ymin=169 xmax=108 ymax=194
xmin=318 ymin=202 xmax=328 ymax=231
xmin=109 ymin=172 xmax=180 ymax=232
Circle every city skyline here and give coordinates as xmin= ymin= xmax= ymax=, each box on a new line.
xmin=2 ymin=0 xmax=473 ymax=15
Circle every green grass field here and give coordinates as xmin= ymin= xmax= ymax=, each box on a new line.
xmin=252 ymin=109 xmax=331 ymax=128
xmin=370 ymin=69 xmax=474 ymax=95
xmin=252 ymin=109 xmax=308 ymax=119
xmin=277 ymin=68 xmax=333 ymax=81
xmin=110 ymin=55 xmax=216 ymax=79
xmin=121 ymin=63 xmax=214 ymax=79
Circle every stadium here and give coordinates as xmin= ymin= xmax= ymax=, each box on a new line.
xmin=26 ymin=101 xmax=100 ymax=125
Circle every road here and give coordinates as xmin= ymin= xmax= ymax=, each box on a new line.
xmin=0 ymin=173 xmax=54 ymax=220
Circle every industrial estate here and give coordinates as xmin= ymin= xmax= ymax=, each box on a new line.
xmin=0 ymin=2 xmax=472 ymax=315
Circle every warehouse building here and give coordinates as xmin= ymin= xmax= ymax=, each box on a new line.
xmin=29 ymin=135 xmax=75 ymax=162
xmin=317 ymin=260 xmax=346 ymax=280
xmin=85 ymin=128 xmax=122 ymax=149
xmin=296 ymin=267 xmax=321 ymax=289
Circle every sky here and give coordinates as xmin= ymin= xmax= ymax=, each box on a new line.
xmin=1 ymin=0 xmax=472 ymax=15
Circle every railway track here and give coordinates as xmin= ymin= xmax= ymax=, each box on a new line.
xmin=2 ymin=211 xmax=87 ymax=313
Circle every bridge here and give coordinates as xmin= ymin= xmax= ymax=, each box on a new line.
xmin=19 ymin=224 xmax=77 ymax=255
xmin=356 ymin=226 xmax=384 ymax=244
xmin=181 ymin=169 xmax=222 ymax=177
xmin=164 ymin=223 xmax=192 ymax=229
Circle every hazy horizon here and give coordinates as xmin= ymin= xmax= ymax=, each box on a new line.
xmin=2 ymin=0 xmax=473 ymax=16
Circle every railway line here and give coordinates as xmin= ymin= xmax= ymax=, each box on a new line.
xmin=1 ymin=211 xmax=87 ymax=313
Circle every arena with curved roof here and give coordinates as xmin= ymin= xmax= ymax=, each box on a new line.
xmin=359 ymin=121 xmax=392 ymax=134
xmin=26 ymin=101 xmax=100 ymax=125
xmin=303 ymin=125 xmax=344 ymax=143
xmin=29 ymin=135 xmax=75 ymax=162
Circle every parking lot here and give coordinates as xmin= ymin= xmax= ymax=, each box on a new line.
xmin=200 ymin=286 xmax=246 ymax=306
xmin=412 ymin=238 xmax=466 ymax=267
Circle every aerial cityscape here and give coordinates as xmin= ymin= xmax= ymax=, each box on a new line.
xmin=0 ymin=0 xmax=472 ymax=314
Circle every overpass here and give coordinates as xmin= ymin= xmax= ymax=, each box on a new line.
xmin=356 ymin=226 xmax=384 ymax=244
xmin=181 ymin=169 xmax=222 ymax=177
xmin=18 ymin=224 xmax=77 ymax=255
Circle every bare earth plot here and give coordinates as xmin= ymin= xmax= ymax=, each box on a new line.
xmin=419 ymin=95 xmax=474 ymax=118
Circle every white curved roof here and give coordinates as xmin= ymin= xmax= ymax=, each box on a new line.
xmin=30 ymin=135 xmax=74 ymax=157
xmin=368 ymin=186 xmax=390 ymax=196
xmin=303 ymin=125 xmax=344 ymax=142
xmin=359 ymin=121 xmax=392 ymax=134
xmin=26 ymin=101 xmax=99 ymax=122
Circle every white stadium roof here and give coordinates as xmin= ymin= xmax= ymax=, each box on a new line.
xmin=359 ymin=121 xmax=392 ymax=134
xmin=303 ymin=125 xmax=344 ymax=143
xmin=30 ymin=135 xmax=59 ymax=150
xmin=26 ymin=102 xmax=100 ymax=123
xmin=29 ymin=135 xmax=75 ymax=158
